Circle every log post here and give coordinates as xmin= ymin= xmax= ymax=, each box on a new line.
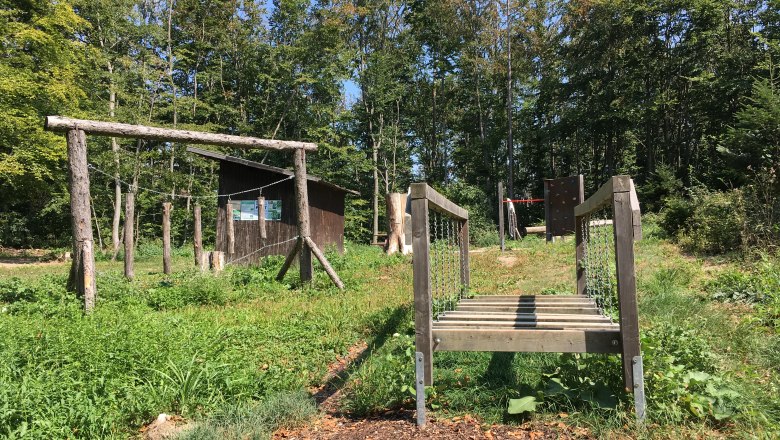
xmin=498 ymin=182 xmax=505 ymax=251
xmin=210 ymin=251 xmax=225 ymax=272
xmin=162 ymin=202 xmax=172 ymax=275
xmin=226 ymin=201 xmax=235 ymax=256
xmin=293 ymin=149 xmax=312 ymax=282
xmin=258 ymin=196 xmax=266 ymax=240
xmin=304 ymin=236 xmax=344 ymax=289
xmin=66 ymin=128 xmax=97 ymax=311
xmin=385 ymin=192 xmax=406 ymax=255
xmin=193 ymin=204 xmax=203 ymax=269
xmin=124 ymin=191 xmax=135 ymax=281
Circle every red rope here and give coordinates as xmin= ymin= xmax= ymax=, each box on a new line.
xmin=503 ymin=198 xmax=544 ymax=203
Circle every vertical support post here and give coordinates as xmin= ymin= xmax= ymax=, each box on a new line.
xmin=226 ymin=202 xmax=235 ymax=256
xmin=162 ymin=201 xmax=172 ymax=275
xmin=411 ymin=187 xmax=433 ymax=385
xmin=258 ymin=196 xmax=267 ymax=240
xmin=124 ymin=191 xmax=135 ymax=281
xmin=459 ymin=219 xmax=470 ymax=292
xmin=498 ymin=182 xmax=505 ymax=251
xmin=415 ymin=351 xmax=427 ymax=427
xmin=544 ymin=180 xmax=552 ymax=242
xmin=293 ymin=149 xmax=312 ymax=282
xmin=612 ymin=178 xmax=641 ymax=392
xmin=575 ymin=214 xmax=585 ymax=296
xmin=66 ymin=128 xmax=97 ymax=311
xmin=193 ymin=204 xmax=203 ymax=269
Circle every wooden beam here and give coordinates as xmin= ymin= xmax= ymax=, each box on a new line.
xmin=257 ymin=196 xmax=266 ymax=240
xmin=432 ymin=328 xmax=622 ymax=353
xmin=293 ymin=149 xmax=312 ymax=282
xmin=124 ymin=191 xmax=135 ymax=281
xmin=193 ymin=204 xmax=203 ymax=269
xmin=65 ymin=128 xmax=97 ymax=311
xmin=613 ymin=191 xmax=642 ymax=392
xmin=410 ymin=183 xmax=468 ymax=220
xmin=304 ymin=236 xmax=344 ymax=290
xmin=276 ymin=237 xmax=302 ymax=281
xmin=574 ymin=175 xmax=632 ymax=217
xmin=498 ymin=182 xmax=505 ymax=251
xmin=162 ymin=202 xmax=172 ymax=275
xmin=412 ymin=196 xmax=433 ymax=385
xmin=45 ymin=116 xmax=317 ymax=151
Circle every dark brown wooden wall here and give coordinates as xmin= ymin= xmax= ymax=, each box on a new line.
xmin=215 ymin=161 xmax=346 ymax=265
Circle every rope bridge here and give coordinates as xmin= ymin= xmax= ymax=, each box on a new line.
xmin=412 ymin=176 xmax=644 ymax=426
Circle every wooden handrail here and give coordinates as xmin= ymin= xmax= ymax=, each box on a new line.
xmin=410 ymin=183 xmax=469 ymax=220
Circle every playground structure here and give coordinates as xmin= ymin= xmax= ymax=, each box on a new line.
xmin=45 ymin=116 xmax=345 ymax=311
xmin=413 ymin=176 xmax=644 ymax=425
xmin=498 ymin=175 xmax=585 ymax=246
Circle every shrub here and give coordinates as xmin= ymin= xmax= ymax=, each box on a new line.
xmin=661 ymin=189 xmax=745 ymax=254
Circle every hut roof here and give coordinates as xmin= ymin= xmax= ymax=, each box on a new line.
xmin=187 ymin=146 xmax=359 ymax=195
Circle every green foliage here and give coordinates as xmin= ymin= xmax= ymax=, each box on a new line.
xmin=661 ymin=189 xmax=745 ymax=254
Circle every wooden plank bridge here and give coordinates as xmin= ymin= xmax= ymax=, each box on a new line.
xmin=411 ymin=176 xmax=645 ymax=426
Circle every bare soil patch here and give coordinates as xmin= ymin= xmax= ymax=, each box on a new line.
xmin=274 ymin=411 xmax=590 ymax=440
xmin=497 ymin=254 xmax=520 ymax=268
xmin=140 ymin=414 xmax=191 ymax=440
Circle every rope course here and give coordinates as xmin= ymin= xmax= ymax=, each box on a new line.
xmin=87 ymin=163 xmax=293 ymax=200
xmin=581 ymin=205 xmax=617 ymax=318
xmin=428 ymin=209 xmax=468 ymax=321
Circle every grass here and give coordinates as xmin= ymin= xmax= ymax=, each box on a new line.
xmin=0 ymin=243 xmax=410 ymax=438
xmin=1 ymin=227 xmax=779 ymax=439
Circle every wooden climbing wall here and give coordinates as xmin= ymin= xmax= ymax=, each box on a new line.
xmin=544 ymin=175 xmax=584 ymax=239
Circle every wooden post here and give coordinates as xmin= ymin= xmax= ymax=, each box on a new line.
xmin=304 ymin=236 xmax=345 ymax=289
xmin=226 ymin=202 xmax=235 ymax=256
xmin=411 ymin=191 xmax=433 ymax=385
xmin=65 ymin=128 xmax=97 ymax=311
xmin=544 ymin=180 xmax=552 ymax=242
xmin=193 ymin=204 xmax=203 ymax=269
xmin=498 ymin=182 xmax=505 ymax=251
xmin=276 ymin=238 xmax=302 ymax=281
xmin=293 ymin=149 xmax=312 ymax=282
xmin=257 ymin=196 xmax=266 ymax=240
xmin=124 ymin=191 xmax=135 ymax=281
xmin=575 ymin=215 xmax=585 ymax=297
xmin=612 ymin=180 xmax=641 ymax=392
xmin=162 ymin=202 xmax=172 ymax=275
xmin=460 ymin=219 xmax=470 ymax=291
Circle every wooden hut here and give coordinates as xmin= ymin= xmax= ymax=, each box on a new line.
xmin=188 ymin=147 xmax=358 ymax=265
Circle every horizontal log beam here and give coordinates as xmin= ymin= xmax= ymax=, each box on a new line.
xmin=574 ymin=175 xmax=631 ymax=217
xmin=45 ymin=116 xmax=317 ymax=151
xmin=410 ymin=183 xmax=468 ymax=220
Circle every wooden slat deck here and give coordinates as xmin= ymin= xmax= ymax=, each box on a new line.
xmin=432 ymin=295 xmax=621 ymax=354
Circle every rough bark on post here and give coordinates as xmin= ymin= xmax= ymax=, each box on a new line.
xmin=162 ymin=202 xmax=172 ymax=275
xmin=226 ymin=202 xmax=235 ymax=256
xmin=82 ymin=240 xmax=96 ymax=311
xmin=293 ymin=149 xmax=312 ymax=282
xmin=193 ymin=204 xmax=203 ymax=269
xmin=124 ymin=191 xmax=135 ymax=281
xmin=385 ymin=192 xmax=407 ymax=255
xmin=258 ymin=196 xmax=266 ymax=240
xmin=66 ymin=128 xmax=97 ymax=309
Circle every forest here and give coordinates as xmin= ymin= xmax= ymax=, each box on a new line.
xmin=1 ymin=0 xmax=778 ymax=252
xmin=2 ymin=0 xmax=780 ymax=439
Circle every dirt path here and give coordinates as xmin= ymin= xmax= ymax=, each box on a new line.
xmin=274 ymin=342 xmax=591 ymax=440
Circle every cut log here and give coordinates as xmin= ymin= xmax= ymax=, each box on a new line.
xmin=209 ymin=251 xmax=225 ymax=272
xmin=385 ymin=192 xmax=407 ymax=255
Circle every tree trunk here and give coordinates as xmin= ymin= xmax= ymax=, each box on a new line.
xmin=124 ymin=191 xmax=135 ymax=281
xmin=193 ymin=204 xmax=202 ymax=269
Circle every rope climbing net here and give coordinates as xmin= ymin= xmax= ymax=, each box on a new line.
xmin=428 ymin=209 xmax=467 ymax=321
xmin=580 ymin=204 xmax=618 ymax=319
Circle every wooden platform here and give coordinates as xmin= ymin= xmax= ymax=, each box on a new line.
xmin=432 ymin=295 xmax=621 ymax=354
